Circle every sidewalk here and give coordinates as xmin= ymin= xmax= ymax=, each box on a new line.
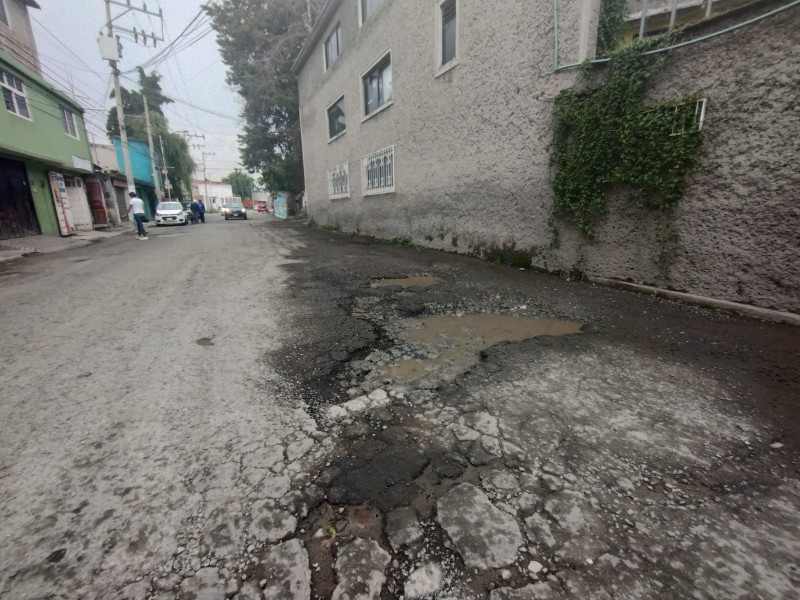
xmin=0 ymin=227 xmax=130 ymax=262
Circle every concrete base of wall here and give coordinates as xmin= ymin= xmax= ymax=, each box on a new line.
xmin=588 ymin=276 xmax=800 ymax=327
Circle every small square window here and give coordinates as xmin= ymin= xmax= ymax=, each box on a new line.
xmin=327 ymin=96 xmax=346 ymax=140
xmin=324 ymin=24 xmax=341 ymax=70
xmin=362 ymin=53 xmax=392 ymax=117
xmin=60 ymin=106 xmax=79 ymax=139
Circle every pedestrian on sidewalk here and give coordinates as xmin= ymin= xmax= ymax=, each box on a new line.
xmin=127 ymin=191 xmax=149 ymax=240
xmin=197 ymin=199 xmax=206 ymax=223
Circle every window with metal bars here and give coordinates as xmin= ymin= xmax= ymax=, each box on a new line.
xmin=626 ymin=0 xmax=768 ymax=42
xmin=361 ymin=146 xmax=395 ymax=195
xmin=328 ymin=163 xmax=350 ymax=199
xmin=1 ymin=69 xmax=31 ymax=119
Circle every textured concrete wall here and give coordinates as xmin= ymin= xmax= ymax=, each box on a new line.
xmin=297 ymin=0 xmax=800 ymax=313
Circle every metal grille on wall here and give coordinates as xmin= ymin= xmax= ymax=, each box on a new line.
xmin=361 ymin=145 xmax=395 ymax=196
xmin=328 ymin=163 xmax=350 ymax=199
xmin=553 ymin=0 xmax=799 ymax=71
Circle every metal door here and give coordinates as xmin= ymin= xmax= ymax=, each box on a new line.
xmin=0 ymin=158 xmax=40 ymax=240
xmin=85 ymin=178 xmax=108 ymax=226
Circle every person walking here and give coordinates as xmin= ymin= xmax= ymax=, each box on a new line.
xmin=127 ymin=191 xmax=149 ymax=240
xmin=197 ymin=199 xmax=206 ymax=223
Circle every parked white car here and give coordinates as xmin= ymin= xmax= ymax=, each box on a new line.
xmin=155 ymin=201 xmax=187 ymax=226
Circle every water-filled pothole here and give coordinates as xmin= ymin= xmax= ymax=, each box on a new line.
xmin=370 ymin=276 xmax=442 ymax=289
xmin=381 ymin=314 xmax=582 ymax=385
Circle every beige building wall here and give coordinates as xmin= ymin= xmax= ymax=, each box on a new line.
xmin=0 ymin=0 xmax=40 ymax=73
xmin=296 ymin=0 xmax=800 ymax=313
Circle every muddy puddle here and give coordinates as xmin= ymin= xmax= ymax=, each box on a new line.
xmin=382 ymin=314 xmax=582 ymax=385
xmin=370 ymin=276 xmax=442 ymax=288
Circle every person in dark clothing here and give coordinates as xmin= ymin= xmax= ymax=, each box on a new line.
xmin=190 ymin=200 xmax=201 ymax=224
xmin=197 ymin=199 xmax=206 ymax=223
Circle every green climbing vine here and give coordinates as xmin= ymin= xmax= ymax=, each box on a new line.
xmin=551 ymin=39 xmax=706 ymax=239
xmin=596 ymin=0 xmax=628 ymax=56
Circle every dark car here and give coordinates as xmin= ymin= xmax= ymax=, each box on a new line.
xmin=224 ymin=201 xmax=248 ymax=220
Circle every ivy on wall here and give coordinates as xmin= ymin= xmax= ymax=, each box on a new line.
xmin=550 ymin=40 xmax=706 ymax=239
xmin=596 ymin=0 xmax=628 ymax=56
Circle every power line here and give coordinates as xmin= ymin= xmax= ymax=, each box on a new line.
xmin=30 ymin=14 xmax=110 ymax=88
xmin=123 ymin=7 xmax=209 ymax=74
xmin=118 ymin=73 xmax=240 ymax=121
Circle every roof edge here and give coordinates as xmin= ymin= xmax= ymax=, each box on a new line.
xmin=291 ymin=0 xmax=343 ymax=75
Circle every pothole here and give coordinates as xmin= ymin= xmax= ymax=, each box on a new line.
xmin=370 ymin=276 xmax=442 ymax=289
xmin=381 ymin=314 xmax=582 ymax=385
xmin=195 ymin=337 xmax=214 ymax=347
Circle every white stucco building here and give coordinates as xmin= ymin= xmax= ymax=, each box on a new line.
xmin=293 ymin=0 xmax=800 ymax=313
xmin=191 ymin=179 xmax=237 ymax=210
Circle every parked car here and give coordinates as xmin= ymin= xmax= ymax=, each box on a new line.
xmin=224 ymin=201 xmax=247 ymax=220
xmin=256 ymin=204 xmax=269 ymax=213
xmin=155 ymin=201 xmax=187 ymax=226
xmin=181 ymin=201 xmax=198 ymax=224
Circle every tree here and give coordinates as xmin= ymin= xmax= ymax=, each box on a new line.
xmin=222 ymin=170 xmax=254 ymax=199
xmin=105 ymin=69 xmax=195 ymax=199
xmin=205 ymin=0 xmax=326 ymax=196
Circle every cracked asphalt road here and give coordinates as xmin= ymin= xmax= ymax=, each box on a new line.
xmin=1 ymin=215 xmax=798 ymax=599
xmin=0 ymin=215 xmax=327 ymax=599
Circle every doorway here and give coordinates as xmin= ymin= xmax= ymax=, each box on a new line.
xmin=0 ymin=158 xmax=40 ymax=240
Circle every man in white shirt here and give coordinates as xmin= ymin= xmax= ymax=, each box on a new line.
xmin=126 ymin=192 xmax=149 ymax=240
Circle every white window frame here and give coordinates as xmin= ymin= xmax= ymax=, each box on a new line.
xmin=669 ymin=98 xmax=707 ymax=136
xmin=326 ymin=95 xmax=347 ymax=142
xmin=435 ymin=0 xmax=460 ymax=77
xmin=359 ymin=0 xmax=385 ymax=26
xmin=323 ymin=22 xmax=341 ymax=71
xmin=361 ymin=145 xmax=395 ymax=196
xmin=328 ymin=162 xmax=350 ymax=200
xmin=60 ymin=106 xmax=80 ymax=140
xmin=360 ymin=49 xmax=393 ymax=123
xmin=0 ymin=69 xmax=32 ymax=121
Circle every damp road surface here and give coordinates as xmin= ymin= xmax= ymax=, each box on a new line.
xmin=1 ymin=216 xmax=799 ymax=600
xmin=0 ymin=214 xmax=327 ymax=599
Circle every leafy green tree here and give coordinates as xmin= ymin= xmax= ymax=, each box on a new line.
xmin=105 ymin=69 xmax=195 ymax=199
xmin=222 ymin=170 xmax=254 ymax=199
xmin=206 ymin=0 xmax=326 ymax=196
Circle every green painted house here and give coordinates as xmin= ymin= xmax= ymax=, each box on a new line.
xmin=1 ymin=0 xmax=96 ymax=240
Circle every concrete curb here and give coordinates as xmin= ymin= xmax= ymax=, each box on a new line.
xmin=587 ymin=276 xmax=800 ymax=327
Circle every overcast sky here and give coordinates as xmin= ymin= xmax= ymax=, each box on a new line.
xmin=30 ymin=0 xmax=245 ymax=182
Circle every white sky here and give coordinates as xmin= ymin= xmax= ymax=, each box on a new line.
xmin=30 ymin=0 xmax=246 ymax=182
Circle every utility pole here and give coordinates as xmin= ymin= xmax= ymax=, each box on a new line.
xmin=142 ymin=95 xmax=163 ymax=200
xmin=104 ymin=1 xmax=135 ymax=196
xmin=201 ymin=151 xmax=215 ymax=209
xmin=159 ymin=135 xmax=171 ymax=200
xmin=99 ymin=0 xmax=164 ymax=199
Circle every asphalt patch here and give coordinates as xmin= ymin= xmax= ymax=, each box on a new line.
xmin=321 ymin=439 xmax=429 ymax=512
